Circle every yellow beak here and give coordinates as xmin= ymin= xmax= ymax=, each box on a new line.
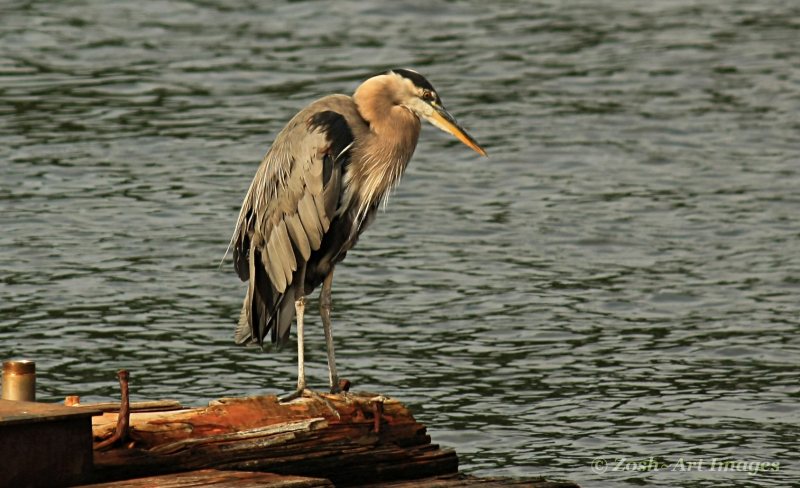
xmin=426 ymin=105 xmax=488 ymax=157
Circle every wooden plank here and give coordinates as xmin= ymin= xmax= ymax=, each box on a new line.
xmin=71 ymin=400 xmax=184 ymax=413
xmin=79 ymin=471 xmax=579 ymax=488
xmin=79 ymin=469 xmax=333 ymax=487
xmin=0 ymin=399 xmax=99 ymax=426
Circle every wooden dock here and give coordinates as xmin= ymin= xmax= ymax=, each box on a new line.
xmin=1 ymin=378 xmax=579 ymax=487
xmin=0 ymin=399 xmax=100 ymax=487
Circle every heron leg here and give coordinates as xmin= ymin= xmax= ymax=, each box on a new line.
xmin=279 ymin=288 xmax=341 ymax=417
xmin=295 ymin=295 xmax=307 ymax=391
xmin=279 ymin=295 xmax=307 ymax=402
xmin=320 ymin=269 xmax=341 ymax=393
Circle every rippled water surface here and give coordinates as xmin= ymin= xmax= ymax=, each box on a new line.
xmin=1 ymin=1 xmax=799 ymax=486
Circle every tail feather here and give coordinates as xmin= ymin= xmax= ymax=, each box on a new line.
xmin=275 ymin=289 xmax=296 ymax=345
xmin=234 ymin=296 xmax=252 ymax=344
xmin=234 ymin=246 xmax=298 ymax=348
xmin=234 ymin=249 xmax=257 ymax=345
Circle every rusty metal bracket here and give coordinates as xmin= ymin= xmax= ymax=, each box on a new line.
xmin=370 ymin=395 xmax=387 ymax=433
xmin=93 ymin=369 xmax=130 ymax=451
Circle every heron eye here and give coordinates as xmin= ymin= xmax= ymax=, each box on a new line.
xmin=422 ymin=90 xmax=436 ymax=102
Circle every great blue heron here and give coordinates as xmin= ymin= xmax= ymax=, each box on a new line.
xmin=228 ymin=68 xmax=486 ymax=400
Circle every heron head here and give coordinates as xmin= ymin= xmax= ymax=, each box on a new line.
xmin=389 ymin=68 xmax=487 ymax=157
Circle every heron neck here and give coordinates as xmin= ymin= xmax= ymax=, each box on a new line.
xmin=348 ymin=79 xmax=421 ymax=222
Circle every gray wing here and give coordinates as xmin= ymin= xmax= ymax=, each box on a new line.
xmin=229 ymin=103 xmax=354 ymax=346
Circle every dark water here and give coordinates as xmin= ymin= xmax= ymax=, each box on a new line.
xmin=1 ymin=1 xmax=798 ymax=486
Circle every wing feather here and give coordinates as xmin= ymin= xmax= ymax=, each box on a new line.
xmin=263 ymin=239 xmax=286 ymax=293
xmin=313 ymin=194 xmax=331 ymax=231
xmin=297 ymin=192 xmax=323 ymax=250
xmin=273 ymin=220 xmax=296 ymax=280
xmin=304 ymin=152 xmax=324 ymax=195
xmin=285 ymin=213 xmax=311 ymax=261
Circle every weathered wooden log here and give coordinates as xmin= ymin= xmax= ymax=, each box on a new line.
xmin=87 ymin=392 xmax=458 ymax=486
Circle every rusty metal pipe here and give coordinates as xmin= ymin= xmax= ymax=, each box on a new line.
xmin=2 ymin=360 xmax=36 ymax=401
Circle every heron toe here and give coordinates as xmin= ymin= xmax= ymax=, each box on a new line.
xmin=279 ymin=388 xmax=341 ymax=419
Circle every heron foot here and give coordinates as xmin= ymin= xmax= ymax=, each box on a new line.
xmin=278 ymin=388 xmax=305 ymax=403
xmin=329 ymin=378 xmax=352 ymax=404
xmin=278 ymin=388 xmax=341 ymax=419
xmin=331 ymin=378 xmax=351 ymax=394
